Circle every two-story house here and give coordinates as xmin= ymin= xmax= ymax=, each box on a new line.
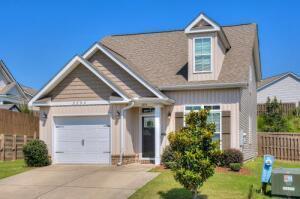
xmin=29 ymin=13 xmax=261 ymax=165
xmin=0 ymin=60 xmax=36 ymax=107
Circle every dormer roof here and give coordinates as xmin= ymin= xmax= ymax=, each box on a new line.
xmin=184 ymin=13 xmax=231 ymax=51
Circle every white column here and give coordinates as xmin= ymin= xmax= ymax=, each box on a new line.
xmin=154 ymin=105 xmax=161 ymax=165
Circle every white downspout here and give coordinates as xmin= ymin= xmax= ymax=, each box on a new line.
xmin=117 ymin=101 xmax=134 ymax=166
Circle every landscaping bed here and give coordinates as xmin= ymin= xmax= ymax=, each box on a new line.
xmin=130 ymin=158 xmax=300 ymax=199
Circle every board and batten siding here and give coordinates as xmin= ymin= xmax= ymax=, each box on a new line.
xmin=162 ymin=89 xmax=240 ymax=149
xmin=39 ymin=105 xmax=139 ymax=157
xmin=49 ymin=64 xmax=114 ymax=101
xmin=257 ymin=75 xmax=300 ymax=105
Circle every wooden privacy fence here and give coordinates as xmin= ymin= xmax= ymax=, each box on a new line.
xmin=258 ymin=132 xmax=300 ymax=161
xmin=257 ymin=103 xmax=296 ymax=116
xmin=0 ymin=134 xmax=36 ymax=161
xmin=0 ymin=109 xmax=39 ymax=136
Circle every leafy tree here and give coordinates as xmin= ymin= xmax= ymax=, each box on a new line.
xmin=262 ymin=97 xmax=288 ymax=132
xmin=168 ymin=109 xmax=219 ymax=199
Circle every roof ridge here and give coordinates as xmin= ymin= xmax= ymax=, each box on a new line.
xmin=107 ymin=23 xmax=255 ymax=37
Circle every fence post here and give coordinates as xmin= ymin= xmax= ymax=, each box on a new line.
xmin=24 ymin=135 xmax=27 ymax=145
xmin=12 ymin=134 xmax=17 ymax=161
xmin=33 ymin=131 xmax=37 ymax=139
xmin=0 ymin=134 xmax=4 ymax=161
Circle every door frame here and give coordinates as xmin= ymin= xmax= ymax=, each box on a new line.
xmin=139 ymin=107 xmax=156 ymax=161
xmin=51 ymin=113 xmax=112 ymax=165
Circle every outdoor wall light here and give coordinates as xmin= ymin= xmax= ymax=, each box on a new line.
xmin=41 ymin=112 xmax=47 ymax=119
xmin=116 ymin=111 xmax=121 ymax=118
xmin=168 ymin=112 xmax=171 ymax=119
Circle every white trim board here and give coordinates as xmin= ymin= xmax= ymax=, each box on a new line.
xmin=82 ymin=43 xmax=169 ymax=100
xmin=185 ymin=13 xmax=220 ymax=34
xmin=29 ymin=56 xmax=130 ymax=106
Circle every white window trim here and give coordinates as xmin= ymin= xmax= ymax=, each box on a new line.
xmin=183 ymin=104 xmax=222 ymax=149
xmin=193 ymin=37 xmax=213 ymax=74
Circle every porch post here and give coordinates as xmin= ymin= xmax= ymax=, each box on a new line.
xmin=154 ymin=105 xmax=161 ymax=165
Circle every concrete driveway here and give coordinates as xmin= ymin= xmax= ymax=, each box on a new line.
xmin=0 ymin=164 xmax=158 ymax=199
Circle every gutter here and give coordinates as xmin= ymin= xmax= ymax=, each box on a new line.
xmin=117 ymin=101 xmax=135 ymax=166
xmin=158 ymin=82 xmax=248 ymax=91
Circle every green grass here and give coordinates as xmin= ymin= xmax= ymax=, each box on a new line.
xmin=286 ymin=116 xmax=300 ymax=132
xmin=0 ymin=160 xmax=31 ymax=179
xmin=130 ymin=158 xmax=300 ymax=199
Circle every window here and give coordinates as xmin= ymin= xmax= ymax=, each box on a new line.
xmin=194 ymin=37 xmax=212 ymax=73
xmin=184 ymin=105 xmax=221 ymax=142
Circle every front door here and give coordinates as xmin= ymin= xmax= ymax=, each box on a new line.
xmin=142 ymin=116 xmax=155 ymax=158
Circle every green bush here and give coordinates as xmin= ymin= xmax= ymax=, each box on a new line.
xmin=168 ymin=109 xmax=219 ymax=198
xmin=23 ymin=140 xmax=50 ymax=167
xmin=211 ymin=150 xmax=224 ymax=166
xmin=229 ymin=163 xmax=242 ymax=172
xmin=221 ymin=149 xmax=243 ymax=167
xmin=161 ymin=145 xmax=175 ymax=168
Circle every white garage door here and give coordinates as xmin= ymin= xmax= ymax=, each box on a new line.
xmin=54 ymin=116 xmax=110 ymax=164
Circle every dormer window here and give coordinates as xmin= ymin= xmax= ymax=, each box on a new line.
xmin=193 ymin=37 xmax=212 ymax=73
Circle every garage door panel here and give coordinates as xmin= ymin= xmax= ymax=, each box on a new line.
xmin=56 ymin=141 xmax=83 ymax=152
xmin=54 ymin=116 xmax=110 ymax=164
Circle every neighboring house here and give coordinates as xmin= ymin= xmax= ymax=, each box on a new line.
xmin=29 ymin=13 xmax=261 ymax=165
xmin=0 ymin=60 xmax=36 ymax=105
xmin=257 ymin=72 xmax=300 ymax=106
xmin=0 ymin=104 xmax=21 ymax=112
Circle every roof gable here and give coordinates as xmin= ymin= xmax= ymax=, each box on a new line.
xmin=258 ymin=72 xmax=300 ymax=91
xmin=0 ymin=60 xmax=28 ymax=100
xmin=29 ymin=56 xmax=130 ymax=106
xmin=83 ymin=43 xmax=168 ymax=99
xmin=184 ymin=13 xmax=230 ymax=50
xmin=185 ymin=13 xmax=221 ymax=33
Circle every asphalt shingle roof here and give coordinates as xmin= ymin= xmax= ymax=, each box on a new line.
xmin=101 ymin=24 xmax=257 ymax=89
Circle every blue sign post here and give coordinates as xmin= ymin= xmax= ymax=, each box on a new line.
xmin=261 ymin=155 xmax=275 ymax=194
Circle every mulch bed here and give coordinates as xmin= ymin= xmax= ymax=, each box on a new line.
xmin=154 ymin=165 xmax=251 ymax=175
xmin=215 ymin=166 xmax=251 ymax=175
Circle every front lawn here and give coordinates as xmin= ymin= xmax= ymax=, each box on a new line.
xmin=0 ymin=160 xmax=31 ymax=179
xmin=130 ymin=158 xmax=300 ymax=199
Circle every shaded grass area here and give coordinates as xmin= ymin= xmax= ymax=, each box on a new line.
xmin=0 ymin=160 xmax=31 ymax=179
xmin=130 ymin=158 xmax=300 ymax=199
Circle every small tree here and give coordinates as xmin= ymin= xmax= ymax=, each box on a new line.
xmin=262 ymin=97 xmax=288 ymax=132
xmin=168 ymin=109 xmax=219 ymax=199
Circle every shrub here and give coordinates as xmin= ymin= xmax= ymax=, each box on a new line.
xmin=229 ymin=163 xmax=242 ymax=172
xmin=23 ymin=140 xmax=50 ymax=167
xmin=222 ymin=149 xmax=243 ymax=167
xmin=161 ymin=145 xmax=175 ymax=168
xmin=211 ymin=150 xmax=224 ymax=166
xmin=168 ymin=109 xmax=219 ymax=198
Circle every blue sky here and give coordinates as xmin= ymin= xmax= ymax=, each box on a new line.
xmin=0 ymin=0 xmax=299 ymax=89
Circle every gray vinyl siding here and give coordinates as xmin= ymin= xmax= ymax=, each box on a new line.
xmin=257 ymin=75 xmax=300 ymax=105
xmin=240 ymin=63 xmax=257 ymax=161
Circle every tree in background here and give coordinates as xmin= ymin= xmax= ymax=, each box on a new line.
xmin=168 ymin=109 xmax=219 ymax=199
xmin=262 ymin=97 xmax=288 ymax=132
